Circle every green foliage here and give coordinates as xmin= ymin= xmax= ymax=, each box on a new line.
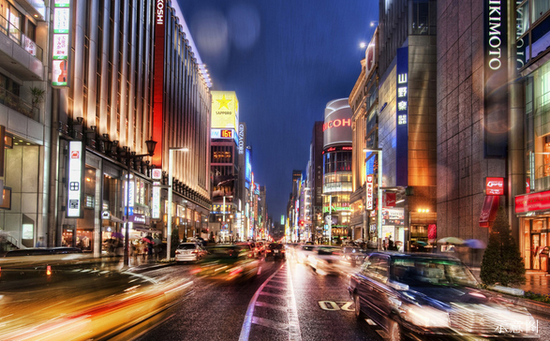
xmin=524 ymin=291 xmax=550 ymax=303
xmin=480 ymin=206 xmax=526 ymax=287
xmin=170 ymin=227 xmax=179 ymax=258
xmin=30 ymin=86 xmax=45 ymax=107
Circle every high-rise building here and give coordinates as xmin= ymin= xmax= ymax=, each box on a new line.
xmin=376 ymin=0 xmax=437 ymax=250
xmin=350 ymin=28 xmax=379 ymax=243
xmin=210 ymin=91 xmax=239 ymax=242
xmin=50 ymin=1 xmax=211 ymax=255
xmin=0 ymin=0 xmax=47 ymax=249
xmin=322 ymin=98 xmax=353 ymax=244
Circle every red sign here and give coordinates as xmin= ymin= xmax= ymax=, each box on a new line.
xmin=366 ymin=175 xmax=373 ymax=210
xmin=485 ymin=177 xmax=504 ymax=195
xmin=152 ymin=0 xmax=166 ymax=168
xmin=384 ymin=192 xmax=396 ymax=207
xmin=515 ymin=190 xmax=550 ymax=213
xmin=428 ymin=224 xmax=437 ymax=240
xmin=71 ymin=151 xmax=80 ymax=159
xmin=221 ymin=129 xmax=232 ymax=138
xmin=322 ymin=118 xmax=351 ymax=131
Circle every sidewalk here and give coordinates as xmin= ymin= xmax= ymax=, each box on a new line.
xmin=469 ymin=268 xmax=550 ymax=295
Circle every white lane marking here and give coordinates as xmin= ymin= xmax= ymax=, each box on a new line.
xmin=251 ymin=316 xmax=290 ymax=331
xmin=259 ymin=292 xmax=288 ymax=298
xmin=264 ymin=284 xmax=287 ymax=290
xmin=287 ymin=263 xmax=302 ymax=341
xmin=239 ymin=264 xmax=285 ymax=341
xmin=255 ymin=300 xmax=289 ymax=312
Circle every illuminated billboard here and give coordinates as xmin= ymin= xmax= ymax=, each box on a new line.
xmin=51 ymin=0 xmax=72 ymax=87
xmin=323 ymin=98 xmax=352 ymax=148
xmin=211 ymin=91 xmax=239 ymax=129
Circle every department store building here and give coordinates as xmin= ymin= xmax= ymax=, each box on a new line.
xmin=50 ymin=0 xmax=211 ymax=256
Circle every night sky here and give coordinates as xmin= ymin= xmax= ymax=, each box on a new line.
xmin=177 ymin=0 xmax=379 ymax=221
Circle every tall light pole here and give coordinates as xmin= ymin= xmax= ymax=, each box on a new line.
xmin=167 ymin=147 xmax=189 ymax=261
xmin=364 ymin=148 xmax=383 ymax=250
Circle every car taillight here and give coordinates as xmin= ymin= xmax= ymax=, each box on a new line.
xmin=192 ymin=250 xmax=198 ymax=253
xmin=266 ymin=249 xmax=271 ymax=253
xmin=175 ymin=250 xmax=181 ymax=254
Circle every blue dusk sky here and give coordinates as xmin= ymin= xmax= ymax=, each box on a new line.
xmin=177 ymin=0 xmax=379 ymax=220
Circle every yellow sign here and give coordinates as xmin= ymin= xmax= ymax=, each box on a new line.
xmin=212 ymin=91 xmax=239 ymax=129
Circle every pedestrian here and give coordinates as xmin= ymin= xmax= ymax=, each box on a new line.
xmin=35 ymin=237 xmax=45 ymax=247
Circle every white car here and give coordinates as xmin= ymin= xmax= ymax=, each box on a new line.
xmin=295 ymin=244 xmax=316 ymax=264
xmin=308 ymin=246 xmax=342 ymax=275
xmin=175 ymin=243 xmax=207 ymax=263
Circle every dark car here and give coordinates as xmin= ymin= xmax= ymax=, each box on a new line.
xmin=349 ymin=252 xmax=538 ymax=341
xmin=265 ymin=243 xmax=285 ymax=260
xmin=1 ymin=247 xmax=83 ymax=257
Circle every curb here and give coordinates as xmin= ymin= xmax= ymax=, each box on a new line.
xmin=488 ymin=290 xmax=550 ymax=317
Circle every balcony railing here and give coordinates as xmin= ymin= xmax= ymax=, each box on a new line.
xmin=0 ymin=87 xmax=39 ymax=121
xmin=0 ymin=14 xmax=43 ymax=60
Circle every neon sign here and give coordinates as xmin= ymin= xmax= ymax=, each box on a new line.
xmin=485 ymin=177 xmax=504 ymax=195
xmin=323 ymin=118 xmax=351 ymax=131
xmin=366 ymin=174 xmax=373 ymax=210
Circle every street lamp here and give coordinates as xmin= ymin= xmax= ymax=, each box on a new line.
xmin=364 ymin=148 xmax=383 ymax=250
xmin=122 ymin=138 xmax=157 ymax=267
xmin=166 ymin=147 xmax=189 ymax=261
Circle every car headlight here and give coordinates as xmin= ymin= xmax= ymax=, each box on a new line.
xmin=402 ymin=305 xmax=450 ymax=328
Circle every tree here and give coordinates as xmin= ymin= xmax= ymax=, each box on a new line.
xmin=480 ymin=206 xmax=526 ymax=287
xmin=30 ymin=86 xmax=45 ymax=108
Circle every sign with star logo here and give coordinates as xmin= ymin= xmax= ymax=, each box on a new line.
xmin=211 ymin=91 xmax=239 ymax=129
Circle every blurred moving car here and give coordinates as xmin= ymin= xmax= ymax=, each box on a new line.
xmin=308 ymin=246 xmax=342 ymax=275
xmin=0 ymin=257 xmax=192 ymax=340
xmin=175 ymin=242 xmax=208 ymax=263
xmin=341 ymin=246 xmax=367 ymax=267
xmin=265 ymin=243 xmax=285 ymax=260
xmin=192 ymin=245 xmax=260 ymax=281
xmin=1 ymin=247 xmax=83 ymax=257
xmin=235 ymin=241 xmax=261 ymax=258
xmin=295 ymin=244 xmax=316 ymax=264
xmin=349 ymin=252 xmax=539 ymax=341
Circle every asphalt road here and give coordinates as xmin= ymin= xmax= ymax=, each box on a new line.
xmin=134 ymin=256 xmax=550 ymax=341
xmin=135 ymin=257 xmax=386 ymax=341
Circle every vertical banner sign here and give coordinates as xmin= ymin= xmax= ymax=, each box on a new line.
xmin=151 ymin=168 xmax=162 ymax=219
xmin=396 ymin=47 xmax=409 ymax=186
xmin=516 ymin=0 xmax=526 ymax=69
xmin=152 ymin=0 xmax=166 ymax=168
xmin=484 ymin=0 xmax=508 ymax=158
xmin=52 ymin=0 xmax=71 ymax=87
xmin=67 ymin=141 xmax=84 ymax=218
xmin=366 ymin=174 xmax=374 ymax=210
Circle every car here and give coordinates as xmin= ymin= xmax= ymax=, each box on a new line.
xmin=235 ymin=242 xmax=261 ymax=258
xmin=349 ymin=252 xmax=539 ymax=341
xmin=295 ymin=244 xmax=316 ymax=264
xmin=1 ymin=247 xmax=83 ymax=257
xmin=308 ymin=246 xmax=342 ymax=274
xmin=191 ymin=245 xmax=260 ymax=281
xmin=174 ymin=242 xmax=207 ymax=263
xmin=265 ymin=243 xmax=285 ymax=260
xmin=341 ymin=246 xmax=368 ymax=267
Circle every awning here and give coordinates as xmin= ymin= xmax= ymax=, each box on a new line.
xmin=479 ymin=196 xmax=499 ymax=227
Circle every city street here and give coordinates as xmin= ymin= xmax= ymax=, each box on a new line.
xmin=133 ymin=256 xmax=550 ymax=341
